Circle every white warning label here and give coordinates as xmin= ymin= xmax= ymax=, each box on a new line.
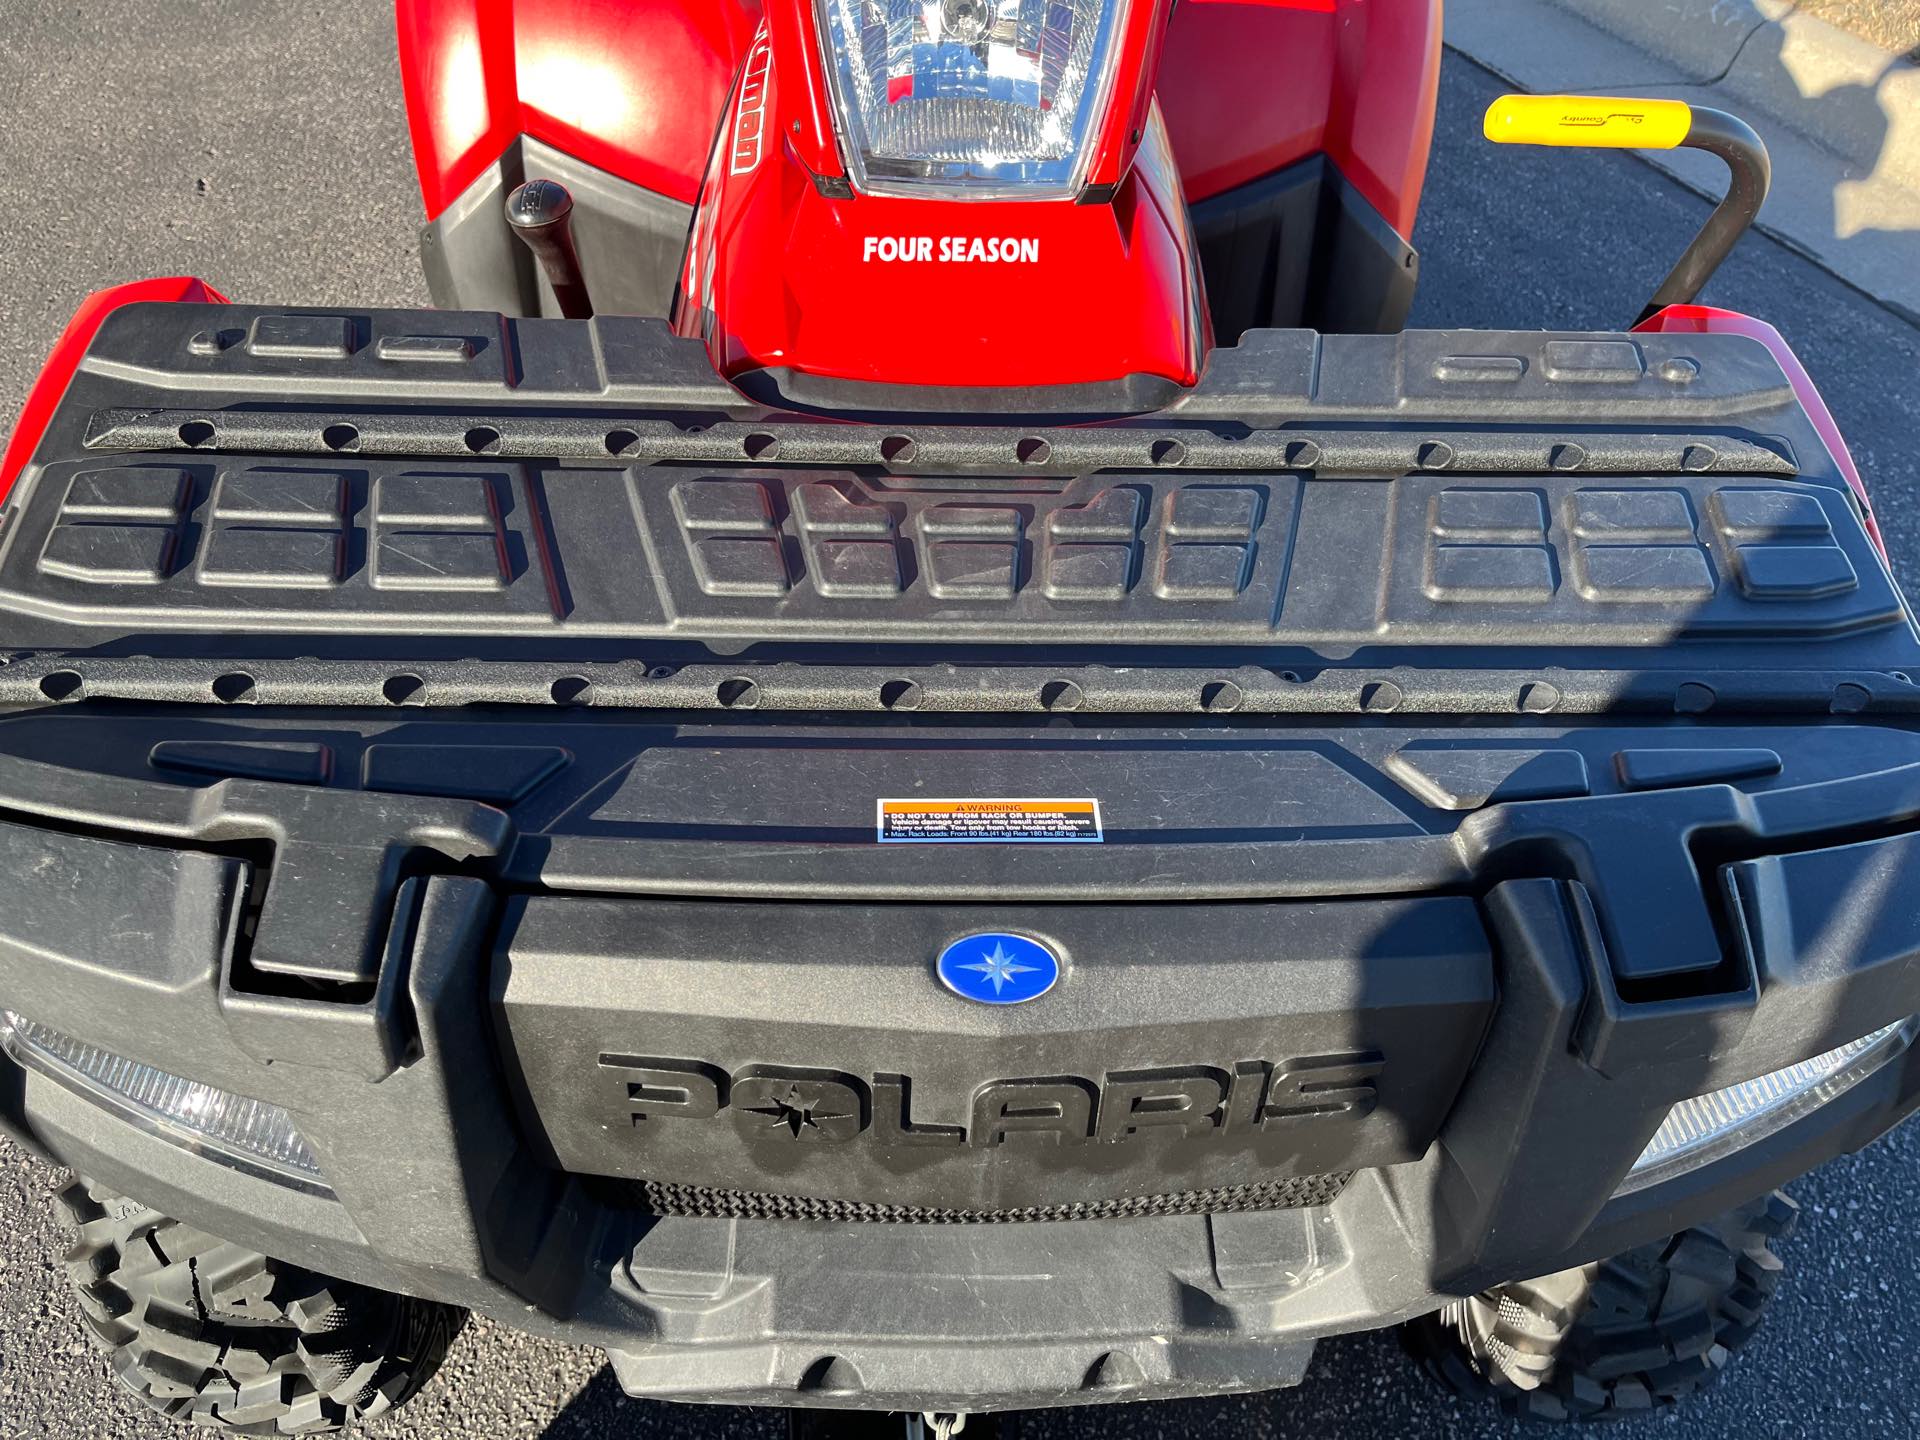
xmin=876 ymin=797 xmax=1104 ymax=845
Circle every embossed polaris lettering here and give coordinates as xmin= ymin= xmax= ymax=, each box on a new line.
xmin=597 ymin=1054 xmax=1384 ymax=1146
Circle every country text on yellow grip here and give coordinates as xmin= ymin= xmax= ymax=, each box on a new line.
xmin=1483 ymin=94 xmax=1695 ymax=150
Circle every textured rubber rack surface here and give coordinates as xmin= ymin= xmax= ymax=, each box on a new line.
xmin=79 ymin=408 xmax=1799 ymax=479
xmin=8 ymin=302 xmax=1913 ymax=711
xmin=4 ymin=655 xmax=1919 ymax=717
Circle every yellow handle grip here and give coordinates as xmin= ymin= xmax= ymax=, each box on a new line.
xmin=1484 ymin=94 xmax=1695 ymax=149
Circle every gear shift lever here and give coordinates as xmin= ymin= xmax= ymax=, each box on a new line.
xmin=504 ymin=178 xmax=593 ymax=319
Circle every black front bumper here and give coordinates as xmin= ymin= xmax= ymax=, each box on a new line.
xmin=4 ymin=302 xmax=1920 ymax=1409
xmin=3 ymin=712 xmax=1920 ymax=1412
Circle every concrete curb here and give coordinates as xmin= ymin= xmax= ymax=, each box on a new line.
xmin=1444 ymin=0 xmax=1920 ymax=322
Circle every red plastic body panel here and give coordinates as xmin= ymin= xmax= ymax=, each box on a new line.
xmin=516 ymin=0 xmax=762 ymax=203
xmin=1637 ymin=304 xmax=1886 ymax=559
xmin=397 ymin=0 xmax=762 ymax=219
xmin=0 ymin=279 xmax=228 ymax=504
xmin=1081 ymin=0 xmax=1179 ymax=191
xmin=677 ymin=21 xmax=1204 ymax=392
xmin=397 ymin=0 xmax=522 ymax=219
xmin=1158 ymin=0 xmax=1441 ymax=236
xmin=1159 ymin=1 xmax=1334 ymax=203
xmin=762 ymin=0 xmax=841 ymax=181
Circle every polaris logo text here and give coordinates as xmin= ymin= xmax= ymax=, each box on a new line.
xmin=598 ymin=1052 xmax=1384 ymax=1147
xmin=862 ymin=236 xmax=1041 ymax=264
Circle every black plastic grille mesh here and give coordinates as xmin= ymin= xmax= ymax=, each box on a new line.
xmin=630 ymin=1173 xmax=1351 ymax=1223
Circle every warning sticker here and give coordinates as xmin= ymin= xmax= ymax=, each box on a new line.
xmin=877 ymin=798 xmax=1104 ymax=845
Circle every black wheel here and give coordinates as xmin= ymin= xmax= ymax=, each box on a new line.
xmin=1406 ymin=1189 xmax=1798 ymax=1422
xmin=57 ymin=1175 xmax=466 ymax=1435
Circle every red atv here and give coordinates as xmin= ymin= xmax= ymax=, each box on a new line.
xmin=2 ymin=0 xmax=1917 ymax=1434
xmin=396 ymin=0 xmax=1438 ymax=369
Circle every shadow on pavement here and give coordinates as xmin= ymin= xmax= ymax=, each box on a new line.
xmin=1753 ymin=4 xmax=1914 ymax=259
xmin=540 ymin=1368 xmax=782 ymax=1440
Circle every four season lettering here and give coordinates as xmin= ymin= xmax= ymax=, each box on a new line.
xmin=861 ymin=236 xmax=1042 ymax=263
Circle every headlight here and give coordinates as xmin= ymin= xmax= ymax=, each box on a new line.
xmin=0 ymin=1010 xmax=329 ymax=1195
xmin=1617 ymin=1017 xmax=1917 ymax=1195
xmin=818 ymin=0 xmax=1128 ymax=198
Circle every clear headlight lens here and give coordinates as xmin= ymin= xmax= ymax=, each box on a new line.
xmin=1618 ymin=1017 xmax=1917 ymax=1195
xmin=0 ymin=1010 xmax=329 ymax=1194
xmin=818 ymin=0 xmax=1127 ymax=198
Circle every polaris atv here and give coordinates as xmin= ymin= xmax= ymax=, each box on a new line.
xmin=2 ymin=0 xmax=1918 ymax=1433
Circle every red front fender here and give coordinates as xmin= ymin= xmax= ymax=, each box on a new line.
xmin=1 ymin=277 xmax=229 ymax=503
xmin=1636 ymin=304 xmax=1886 ymax=560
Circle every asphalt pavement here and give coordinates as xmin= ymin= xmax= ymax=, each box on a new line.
xmin=1 ymin=3 xmax=1918 ymax=1436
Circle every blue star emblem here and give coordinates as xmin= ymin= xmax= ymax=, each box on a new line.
xmin=935 ymin=932 xmax=1060 ymax=1005
xmin=959 ymin=941 xmax=1038 ymax=996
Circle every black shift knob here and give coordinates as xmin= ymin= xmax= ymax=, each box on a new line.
xmin=505 ymin=179 xmax=593 ymax=319
xmin=506 ymin=177 xmax=572 ymax=230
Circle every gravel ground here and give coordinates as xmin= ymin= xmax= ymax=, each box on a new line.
xmin=1 ymin=4 xmax=1919 ymax=1437
xmin=1795 ymin=0 xmax=1920 ymax=58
